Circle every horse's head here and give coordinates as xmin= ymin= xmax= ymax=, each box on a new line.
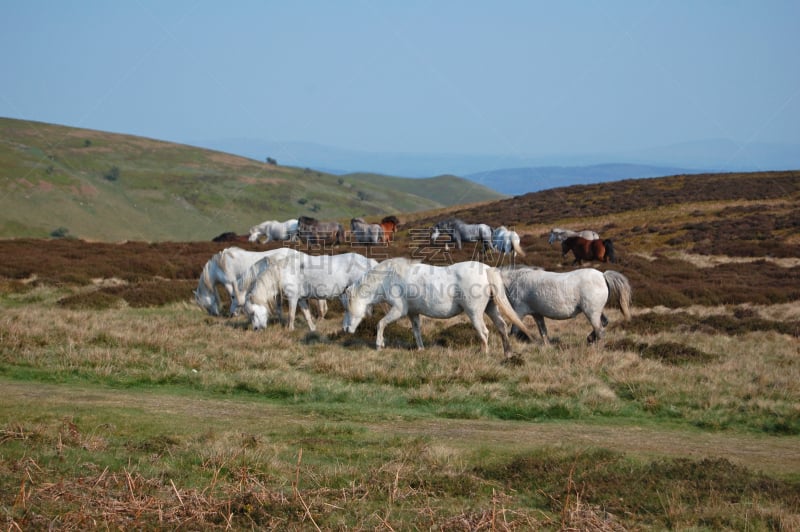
xmin=244 ymin=294 xmax=269 ymax=330
xmin=194 ymin=287 xmax=220 ymax=316
xmin=342 ymin=284 xmax=366 ymax=333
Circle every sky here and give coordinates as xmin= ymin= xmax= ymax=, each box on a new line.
xmin=2 ymin=1 xmax=799 ymax=161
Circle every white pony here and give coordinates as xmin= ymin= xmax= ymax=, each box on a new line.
xmin=245 ymin=252 xmax=378 ymax=331
xmin=491 ymin=226 xmax=525 ymax=259
xmin=547 ymin=227 xmax=600 ymax=245
xmin=343 ymin=258 xmax=533 ymax=357
xmin=248 ymin=219 xmax=299 ymax=243
xmin=235 ymin=251 xmax=328 ymax=323
xmin=500 ymin=266 xmax=631 ymax=346
xmin=350 ymin=218 xmax=385 ymax=245
xmin=194 ymin=247 xmax=300 ymax=316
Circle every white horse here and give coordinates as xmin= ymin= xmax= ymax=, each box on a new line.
xmin=248 ymin=219 xmax=299 ymax=243
xmin=350 ymin=218 xmax=385 ymax=245
xmin=343 ymin=258 xmax=533 ymax=357
xmin=547 ymin=227 xmax=600 ymax=245
xmin=500 ymin=266 xmax=631 ymax=346
xmin=194 ymin=247 xmax=300 ymax=316
xmin=245 ymin=252 xmax=378 ymax=331
xmin=235 ymin=251 xmax=328 ymax=323
xmin=492 ymin=226 xmax=525 ymax=259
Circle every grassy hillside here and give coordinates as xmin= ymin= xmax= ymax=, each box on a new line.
xmin=0 ymin=118 xmax=504 ymax=241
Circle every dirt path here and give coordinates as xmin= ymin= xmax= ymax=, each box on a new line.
xmin=5 ymin=379 xmax=799 ymax=477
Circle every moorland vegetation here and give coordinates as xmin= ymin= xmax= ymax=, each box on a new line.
xmin=1 ymin=169 xmax=799 ymax=529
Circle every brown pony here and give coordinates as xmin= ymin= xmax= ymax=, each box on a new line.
xmin=561 ymin=236 xmax=616 ymax=265
xmin=379 ymin=215 xmax=400 ymax=242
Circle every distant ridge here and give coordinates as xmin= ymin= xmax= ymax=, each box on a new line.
xmin=466 ymin=163 xmax=698 ymax=196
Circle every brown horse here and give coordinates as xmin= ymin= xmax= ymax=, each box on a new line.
xmin=561 ymin=236 xmax=616 ymax=265
xmin=379 ymin=215 xmax=400 ymax=242
xmin=297 ymin=216 xmax=345 ymax=246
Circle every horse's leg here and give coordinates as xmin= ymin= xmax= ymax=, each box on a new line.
xmin=532 ymin=314 xmax=550 ymax=345
xmin=225 ymin=283 xmax=239 ymax=317
xmin=376 ymin=305 xmax=404 ymax=350
xmin=465 ymin=308 xmax=491 ymax=353
xmin=408 ymin=313 xmax=425 ymax=350
xmin=297 ymin=299 xmax=316 ymax=331
xmin=586 ymin=311 xmax=605 ymax=346
xmin=485 ymin=301 xmax=513 ymax=356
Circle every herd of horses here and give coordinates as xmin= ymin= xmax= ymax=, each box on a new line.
xmin=196 ymin=217 xmax=630 ymax=358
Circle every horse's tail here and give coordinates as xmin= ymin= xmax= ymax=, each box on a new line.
xmin=486 ymin=268 xmax=535 ymax=341
xmin=511 ymin=233 xmax=526 ymax=257
xmin=603 ymin=239 xmax=616 ymax=263
xmin=603 ymin=270 xmax=632 ymax=320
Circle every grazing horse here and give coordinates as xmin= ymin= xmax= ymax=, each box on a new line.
xmin=548 ymin=227 xmax=600 ymax=245
xmin=194 ymin=247 xmax=300 ymax=316
xmin=561 ymin=236 xmax=616 ymax=265
xmin=430 ymin=218 xmax=493 ymax=252
xmin=343 ymin=258 xmax=533 ymax=357
xmin=297 ymin=216 xmax=345 ymax=246
xmin=491 ymin=226 xmax=525 ymax=260
xmin=248 ymin=219 xmax=298 ymax=243
xmin=244 ymin=252 xmax=377 ymax=331
xmin=379 ymin=215 xmax=400 ymax=242
xmin=350 ymin=218 xmax=385 ymax=245
xmin=500 ymin=266 xmax=632 ymax=345
xmin=212 ymin=231 xmax=249 ymax=243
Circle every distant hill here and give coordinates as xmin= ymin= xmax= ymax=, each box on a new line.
xmin=0 ymin=118 xmax=504 ymax=241
xmin=465 ymin=164 xmax=696 ymax=196
xmin=192 ymin=137 xmax=800 ymax=182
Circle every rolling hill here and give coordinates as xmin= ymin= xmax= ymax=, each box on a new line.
xmin=0 ymin=118 xmax=504 ymax=241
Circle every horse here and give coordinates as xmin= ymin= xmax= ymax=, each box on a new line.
xmin=212 ymin=231 xmax=251 ymax=243
xmin=561 ymin=236 xmax=617 ymax=265
xmin=343 ymin=258 xmax=534 ymax=357
xmin=430 ymin=218 xmax=493 ymax=252
xmin=245 ymin=252 xmax=377 ymax=331
xmin=194 ymin=247 xmax=300 ymax=316
xmin=491 ymin=226 xmax=525 ymax=260
xmin=379 ymin=215 xmax=400 ymax=242
xmin=248 ymin=219 xmax=298 ymax=243
xmin=547 ymin=228 xmax=600 ymax=245
xmin=297 ymin=215 xmax=345 ymax=246
xmin=500 ymin=266 xmax=632 ymax=345
xmin=235 ymin=251 xmax=328 ymax=323
xmin=350 ymin=218 xmax=385 ymax=245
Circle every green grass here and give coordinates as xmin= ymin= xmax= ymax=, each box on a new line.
xmin=0 ymin=117 xmax=504 ymax=241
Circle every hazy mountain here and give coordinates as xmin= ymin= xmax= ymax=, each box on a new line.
xmin=190 ymin=137 xmax=800 ymax=196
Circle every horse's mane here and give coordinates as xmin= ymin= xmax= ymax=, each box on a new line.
xmin=238 ymin=257 xmax=270 ymax=295
xmin=381 ymin=215 xmax=400 ymax=225
xmin=200 ymin=253 xmax=221 ymax=291
xmin=350 ymin=257 xmax=418 ymax=295
xmin=249 ymin=259 xmax=285 ymax=307
xmin=298 ymin=215 xmax=318 ymax=225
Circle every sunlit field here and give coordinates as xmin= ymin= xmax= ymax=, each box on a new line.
xmin=1 ymin=230 xmax=799 ymax=529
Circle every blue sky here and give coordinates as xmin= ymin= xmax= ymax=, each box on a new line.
xmin=2 ymin=1 xmax=799 ymax=159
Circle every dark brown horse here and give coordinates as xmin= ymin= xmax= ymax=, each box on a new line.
xmin=561 ymin=236 xmax=616 ymax=265
xmin=297 ymin=216 xmax=345 ymax=246
xmin=379 ymin=215 xmax=400 ymax=242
